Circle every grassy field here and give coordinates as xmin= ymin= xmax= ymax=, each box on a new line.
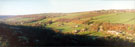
xmin=92 ymin=12 xmax=135 ymax=24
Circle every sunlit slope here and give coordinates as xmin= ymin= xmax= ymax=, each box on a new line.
xmin=3 ymin=13 xmax=66 ymax=24
xmin=3 ymin=9 xmax=135 ymax=25
xmin=92 ymin=12 xmax=135 ymax=24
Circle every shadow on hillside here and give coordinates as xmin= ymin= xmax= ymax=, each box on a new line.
xmin=0 ymin=23 xmax=134 ymax=46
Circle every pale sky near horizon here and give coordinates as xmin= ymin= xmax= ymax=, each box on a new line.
xmin=0 ymin=0 xmax=135 ymax=15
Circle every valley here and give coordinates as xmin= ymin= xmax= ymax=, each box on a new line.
xmin=0 ymin=9 xmax=135 ymax=46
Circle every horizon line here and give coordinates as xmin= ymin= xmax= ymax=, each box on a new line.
xmin=0 ymin=9 xmax=135 ymax=16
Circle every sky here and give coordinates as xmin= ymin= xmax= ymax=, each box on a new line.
xmin=0 ymin=0 xmax=135 ymax=15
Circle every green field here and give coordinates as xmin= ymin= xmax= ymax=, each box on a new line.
xmin=92 ymin=12 xmax=135 ymax=24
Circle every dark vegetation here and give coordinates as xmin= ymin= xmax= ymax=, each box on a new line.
xmin=0 ymin=23 xmax=134 ymax=47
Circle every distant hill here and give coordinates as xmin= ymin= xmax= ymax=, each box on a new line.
xmin=0 ymin=16 xmax=13 ymax=19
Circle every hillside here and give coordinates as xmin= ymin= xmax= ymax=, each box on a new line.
xmin=4 ymin=9 xmax=135 ymax=24
xmin=0 ymin=9 xmax=135 ymax=46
